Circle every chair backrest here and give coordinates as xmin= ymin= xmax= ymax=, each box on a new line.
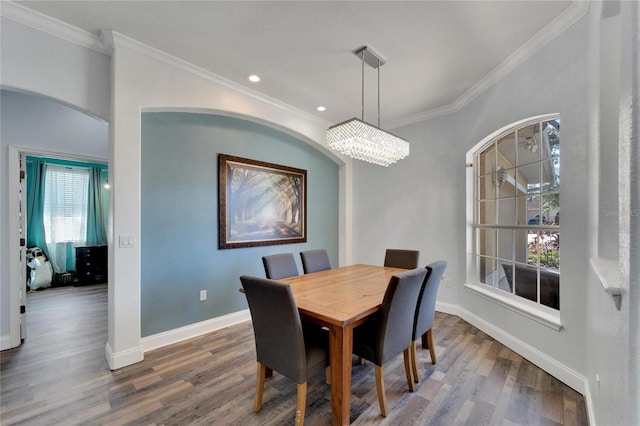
xmin=262 ymin=253 xmax=299 ymax=280
xmin=300 ymin=249 xmax=331 ymax=274
xmin=376 ymin=268 xmax=428 ymax=364
xmin=383 ymin=249 xmax=420 ymax=269
xmin=240 ymin=275 xmax=307 ymax=383
xmin=413 ymin=260 xmax=447 ymax=340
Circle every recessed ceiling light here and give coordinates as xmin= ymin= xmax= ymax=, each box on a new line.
xmin=247 ymin=74 xmax=260 ymax=83
xmin=316 ymin=106 xmax=326 ymax=112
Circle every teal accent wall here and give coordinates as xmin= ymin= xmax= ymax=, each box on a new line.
xmin=141 ymin=112 xmax=339 ymax=337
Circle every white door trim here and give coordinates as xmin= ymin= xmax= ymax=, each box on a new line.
xmin=7 ymin=146 xmax=22 ymax=349
xmin=6 ymin=145 xmax=107 ymax=349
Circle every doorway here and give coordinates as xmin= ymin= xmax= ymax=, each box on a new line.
xmin=2 ymin=89 xmax=109 ymax=349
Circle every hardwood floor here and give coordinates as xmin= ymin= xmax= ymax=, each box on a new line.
xmin=0 ymin=284 xmax=587 ymax=425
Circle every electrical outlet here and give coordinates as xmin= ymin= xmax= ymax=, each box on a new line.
xmin=442 ymin=275 xmax=452 ymax=288
xmin=200 ymin=290 xmax=207 ymax=301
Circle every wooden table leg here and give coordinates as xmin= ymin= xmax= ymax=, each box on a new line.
xmin=329 ymin=324 xmax=352 ymax=425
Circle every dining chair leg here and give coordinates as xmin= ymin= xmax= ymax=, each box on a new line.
xmin=426 ymin=328 xmax=436 ymax=364
xmin=295 ymin=382 xmax=307 ymax=425
xmin=374 ymin=365 xmax=388 ymax=417
xmin=325 ymin=366 xmax=331 ymax=384
xmin=403 ymin=348 xmax=415 ymax=392
xmin=254 ymin=362 xmax=266 ymax=412
xmin=410 ymin=340 xmax=420 ymax=383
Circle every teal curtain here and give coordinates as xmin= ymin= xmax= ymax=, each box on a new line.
xmin=26 ymin=159 xmax=49 ymax=257
xmin=86 ymin=166 xmax=108 ymax=245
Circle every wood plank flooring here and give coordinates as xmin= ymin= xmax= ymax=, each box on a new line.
xmin=0 ymin=284 xmax=587 ymax=425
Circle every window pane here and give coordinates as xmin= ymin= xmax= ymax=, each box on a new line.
xmin=478 ymin=228 xmax=496 ymax=258
xmin=541 ymin=159 xmax=558 ymax=193
xmin=497 ymin=132 xmax=516 ymax=167
xmin=497 ymin=198 xmax=517 ymax=226
xmin=526 ymin=195 xmax=542 ymax=225
xmin=514 ymin=229 xmax=529 ymax=263
xmin=517 ymin=124 xmax=541 ymax=166
xmin=527 ymin=231 xmax=539 ymax=266
xmin=496 ymin=167 xmax=516 ymax=199
xmin=478 ymin=175 xmax=493 ymax=201
xmin=513 ymin=263 xmax=538 ymax=303
xmin=478 ymin=146 xmax=496 ymax=177
xmin=513 ymin=168 xmax=528 ymax=196
xmin=542 ymin=192 xmax=560 ymax=225
xmin=539 ymin=231 xmax=560 ymax=271
xmin=544 ymin=120 xmax=560 ymax=159
xmin=478 ymin=200 xmax=496 ymax=224
xmin=540 ymin=267 xmax=560 ymax=310
xmin=479 ymin=256 xmax=497 ymax=287
xmin=516 ymin=196 xmax=529 ymax=225
xmin=519 ymin=162 xmax=541 ymax=194
xmin=498 ymin=261 xmax=513 ymax=293
xmin=497 ymin=229 xmax=513 ymax=261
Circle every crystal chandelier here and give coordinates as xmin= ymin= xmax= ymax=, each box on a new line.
xmin=327 ymin=46 xmax=409 ymax=167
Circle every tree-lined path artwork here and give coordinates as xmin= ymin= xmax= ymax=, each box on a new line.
xmin=219 ymin=154 xmax=306 ymax=249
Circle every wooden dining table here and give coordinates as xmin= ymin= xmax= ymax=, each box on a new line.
xmin=278 ymin=264 xmax=406 ymax=425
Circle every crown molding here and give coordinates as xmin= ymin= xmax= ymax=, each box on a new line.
xmin=101 ymin=30 xmax=330 ymax=127
xmin=387 ymin=1 xmax=590 ymax=130
xmin=3 ymin=0 xmax=589 ymax=131
xmin=1 ymin=1 xmax=109 ymax=55
xmin=1 ymin=2 xmax=329 ymax=128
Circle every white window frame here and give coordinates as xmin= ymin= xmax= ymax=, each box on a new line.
xmin=465 ymin=114 xmax=563 ymax=331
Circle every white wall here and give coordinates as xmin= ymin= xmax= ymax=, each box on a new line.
xmin=353 ymin=4 xmax=638 ymax=424
xmin=0 ymin=15 xmax=110 ymax=349
xmin=355 ymin=7 xmax=590 ymax=376
xmin=103 ymin=31 xmax=349 ymax=369
xmin=0 ymin=17 xmax=110 ymax=121
xmin=584 ymin=2 xmax=639 ymax=425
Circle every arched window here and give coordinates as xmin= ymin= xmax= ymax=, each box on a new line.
xmin=470 ymin=116 xmax=560 ymax=313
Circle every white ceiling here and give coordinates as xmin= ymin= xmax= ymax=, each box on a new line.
xmin=13 ymin=1 xmax=580 ymax=128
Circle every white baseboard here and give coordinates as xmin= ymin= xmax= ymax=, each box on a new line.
xmin=105 ymin=342 xmax=144 ymax=370
xmin=435 ymin=301 xmax=462 ymax=317
xmin=436 ymin=301 xmax=586 ymax=394
xmin=0 ymin=335 xmax=12 ymax=351
xmin=141 ymin=309 xmax=251 ymax=353
xmin=583 ymin=378 xmax=597 ymax=426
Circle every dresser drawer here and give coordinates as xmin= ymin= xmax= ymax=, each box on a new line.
xmin=75 ymin=246 xmax=108 ymax=285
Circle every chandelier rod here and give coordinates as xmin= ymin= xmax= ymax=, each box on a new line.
xmin=377 ymin=57 xmax=381 ymax=128
xmin=360 ymin=50 xmax=364 ymax=121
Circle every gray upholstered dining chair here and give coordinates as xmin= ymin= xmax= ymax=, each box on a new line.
xmin=300 ymin=249 xmax=331 ymax=274
xmin=411 ymin=260 xmax=447 ymax=383
xmin=383 ymin=249 xmax=420 ymax=269
xmin=262 ymin=253 xmax=299 ymax=279
xmin=240 ymin=275 xmax=329 ymax=425
xmin=352 ymin=267 xmax=428 ymax=417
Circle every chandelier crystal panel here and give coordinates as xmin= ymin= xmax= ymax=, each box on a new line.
xmin=326 ymin=46 xmax=409 ymax=167
xmin=327 ymin=118 xmax=409 ymax=167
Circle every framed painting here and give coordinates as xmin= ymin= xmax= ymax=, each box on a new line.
xmin=218 ymin=154 xmax=307 ymax=249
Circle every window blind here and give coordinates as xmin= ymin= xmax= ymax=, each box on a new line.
xmin=43 ymin=165 xmax=89 ymax=243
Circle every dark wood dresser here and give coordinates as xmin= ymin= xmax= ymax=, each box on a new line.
xmin=75 ymin=245 xmax=107 ymax=285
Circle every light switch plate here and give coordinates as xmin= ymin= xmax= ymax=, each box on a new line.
xmin=119 ymin=234 xmax=136 ymax=248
